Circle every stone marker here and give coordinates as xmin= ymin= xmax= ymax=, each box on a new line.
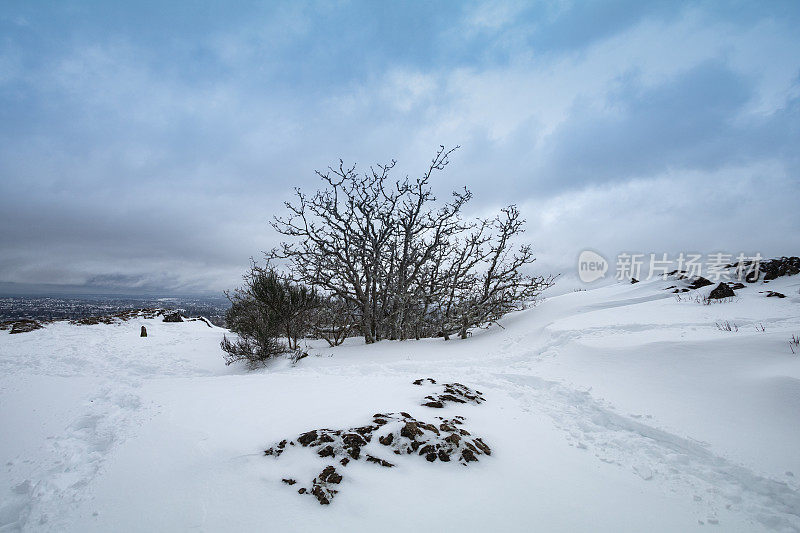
xmin=141 ymin=325 xmax=147 ymax=337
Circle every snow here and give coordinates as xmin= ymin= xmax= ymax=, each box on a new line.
xmin=1 ymin=275 xmax=799 ymax=532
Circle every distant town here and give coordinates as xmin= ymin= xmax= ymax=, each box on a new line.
xmin=0 ymin=295 xmax=230 ymax=326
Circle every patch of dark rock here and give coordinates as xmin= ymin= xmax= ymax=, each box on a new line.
xmin=372 ymin=413 xmax=490 ymax=465
xmin=366 ymin=455 xmax=394 ymax=467
xmin=461 ymin=449 xmax=477 ymax=462
xmin=318 ymin=445 xmax=335 ymax=458
xmin=763 ymin=291 xmax=786 ymax=298
xmin=309 ymin=466 xmax=343 ymax=505
xmin=73 ymin=316 xmax=115 ymax=326
xmin=422 ymin=383 xmax=485 ymax=408
xmin=282 ymin=478 xmax=296 ymax=485
xmin=708 ymin=283 xmax=736 ymax=300
xmin=163 ymin=311 xmax=184 ymax=323
xmin=318 ymin=465 xmax=342 ymax=484
xmin=311 ymin=485 xmax=336 ymax=505
xmin=6 ymin=319 xmax=44 ymax=334
xmin=687 ymin=276 xmax=713 ymax=290
xmin=729 ymin=282 xmax=745 ymax=290
xmin=401 ymin=421 xmax=423 ymax=440
xmin=265 ymin=411 xmax=490 ymax=504
xmin=140 ymin=326 xmax=147 ymax=337
xmin=297 ymin=430 xmax=318 ymax=447
xmin=630 ymin=278 xmax=639 ymax=284
xmin=341 ymin=433 xmax=367 ymax=459
xmin=68 ymin=308 xmax=167 ymax=327
xmin=760 ymin=257 xmax=800 ymax=281
xmin=412 ymin=378 xmax=437 ymax=385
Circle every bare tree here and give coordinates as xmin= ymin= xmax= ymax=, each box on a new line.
xmin=266 ymin=146 xmax=553 ymax=345
xmin=311 ymin=296 xmax=355 ymax=347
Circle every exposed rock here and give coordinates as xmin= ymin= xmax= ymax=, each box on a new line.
xmin=763 ymin=291 xmax=786 ymax=298
xmin=265 ymin=411 xmax=490 ymax=504
xmin=190 ymin=317 xmax=213 ymax=327
xmin=630 ymin=278 xmax=639 ymax=284
xmin=71 ymin=308 xmax=165 ymax=326
xmin=760 ymin=257 xmax=800 ymax=281
xmin=264 ymin=382 xmax=490 ymax=505
xmin=708 ymin=283 xmax=736 ymax=300
xmin=421 ymin=382 xmax=485 ymax=408
xmin=366 ymin=455 xmax=394 ymax=467
xmin=311 ymin=484 xmax=335 ymax=505
xmin=297 ymin=430 xmax=319 ymax=447
xmin=140 ymin=326 xmax=147 ymax=337
xmin=308 ymin=466 xmax=343 ymax=505
xmin=318 ymin=465 xmax=342 ymax=484
xmin=163 ymin=311 xmax=184 ymax=323
xmin=7 ymin=319 xmax=43 ymax=334
xmin=400 ymin=421 xmax=423 ymax=440
xmin=687 ymin=276 xmax=713 ymax=290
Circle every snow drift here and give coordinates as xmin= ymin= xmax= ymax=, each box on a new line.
xmin=1 ymin=270 xmax=799 ymax=532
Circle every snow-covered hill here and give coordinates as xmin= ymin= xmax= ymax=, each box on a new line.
xmin=1 ymin=273 xmax=799 ymax=532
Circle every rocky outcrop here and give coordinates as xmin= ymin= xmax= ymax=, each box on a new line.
xmin=264 ymin=379 xmax=490 ymax=505
xmin=708 ymin=283 xmax=736 ymax=300
xmin=760 ymin=257 xmax=800 ymax=281
xmin=163 ymin=311 xmax=184 ymax=323
xmin=5 ymin=319 xmax=44 ymax=334
xmin=420 ymin=382 xmax=486 ymax=408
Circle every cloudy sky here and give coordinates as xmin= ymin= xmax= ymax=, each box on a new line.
xmin=1 ymin=1 xmax=798 ymax=295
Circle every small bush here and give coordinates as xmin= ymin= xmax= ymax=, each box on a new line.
xmin=221 ymin=263 xmax=319 ymax=369
xmin=715 ymin=321 xmax=738 ymax=332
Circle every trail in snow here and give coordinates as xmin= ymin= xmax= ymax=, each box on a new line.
xmin=2 ymin=382 xmax=147 ymax=530
xmin=494 ymin=372 xmax=800 ymax=531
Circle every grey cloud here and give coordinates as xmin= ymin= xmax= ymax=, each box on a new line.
xmin=539 ymin=61 xmax=798 ymax=190
xmin=0 ymin=1 xmax=798 ymax=294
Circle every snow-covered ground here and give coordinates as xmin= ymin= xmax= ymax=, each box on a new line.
xmin=2 ymin=274 xmax=800 ymax=532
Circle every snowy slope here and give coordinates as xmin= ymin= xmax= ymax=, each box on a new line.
xmin=1 ymin=275 xmax=799 ymax=532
